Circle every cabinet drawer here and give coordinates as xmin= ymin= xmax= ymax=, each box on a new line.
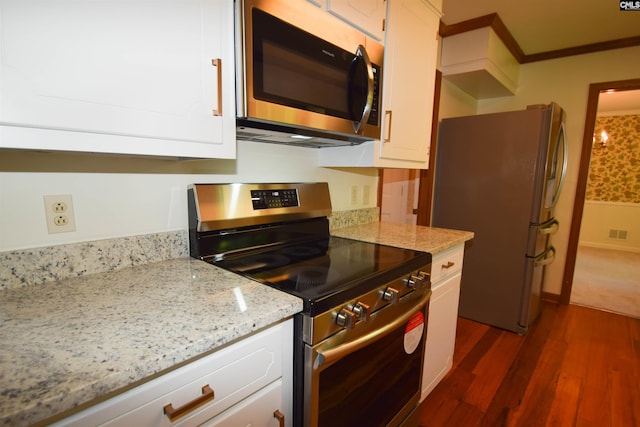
xmin=430 ymin=244 xmax=464 ymax=285
xmin=203 ymin=379 xmax=283 ymax=427
xmin=54 ymin=321 xmax=291 ymax=427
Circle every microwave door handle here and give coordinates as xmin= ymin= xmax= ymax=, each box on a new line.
xmin=351 ymin=45 xmax=374 ymax=133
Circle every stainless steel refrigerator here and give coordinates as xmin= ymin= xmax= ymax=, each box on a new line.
xmin=431 ymin=103 xmax=567 ymax=334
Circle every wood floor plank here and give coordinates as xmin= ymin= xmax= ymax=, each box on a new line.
xmin=482 ymin=301 xmax=558 ymax=425
xmin=505 ymin=335 xmax=566 ymax=427
xmin=419 ymin=302 xmax=640 ymax=427
xmin=418 ymin=369 xmax=475 ymax=426
xmin=545 ymin=372 xmax=581 ymax=426
xmin=577 ymin=310 xmax=615 ymax=426
xmin=451 ymin=317 xmax=491 ymax=370
xmin=463 ymin=330 xmax=523 ymax=411
xmin=610 ymin=369 xmax=640 ymax=427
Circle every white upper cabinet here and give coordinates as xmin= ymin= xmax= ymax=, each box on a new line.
xmin=0 ymin=0 xmax=236 ymax=159
xmin=379 ymin=0 xmax=439 ymax=165
xmin=319 ymin=0 xmax=441 ymax=169
xmin=324 ymin=0 xmax=386 ymax=41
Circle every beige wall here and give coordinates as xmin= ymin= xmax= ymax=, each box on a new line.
xmin=438 ymin=45 xmax=640 ymax=295
xmin=579 ymin=202 xmax=640 ymax=251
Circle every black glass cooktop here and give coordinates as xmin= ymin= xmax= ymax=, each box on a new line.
xmin=212 ymin=236 xmax=431 ymax=315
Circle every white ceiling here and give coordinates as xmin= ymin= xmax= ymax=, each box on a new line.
xmin=441 ymin=0 xmax=640 ymax=54
xmin=598 ymin=89 xmax=640 ymax=114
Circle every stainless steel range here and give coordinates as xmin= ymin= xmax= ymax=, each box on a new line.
xmin=188 ymin=183 xmax=431 ymax=427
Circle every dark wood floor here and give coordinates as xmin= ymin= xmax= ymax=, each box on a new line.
xmin=418 ymin=302 xmax=640 ymax=427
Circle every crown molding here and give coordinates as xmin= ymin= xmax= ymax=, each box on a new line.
xmin=439 ymin=13 xmax=640 ymax=64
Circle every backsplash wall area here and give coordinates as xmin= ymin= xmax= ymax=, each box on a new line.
xmin=0 ymin=141 xmax=379 ymax=253
xmin=0 ymin=204 xmax=380 ymax=291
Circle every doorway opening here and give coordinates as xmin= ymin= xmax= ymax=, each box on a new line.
xmin=561 ymin=78 xmax=640 ymax=308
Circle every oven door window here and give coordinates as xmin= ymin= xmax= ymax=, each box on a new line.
xmin=252 ymin=8 xmax=365 ymax=124
xmin=309 ymin=305 xmax=427 ymax=427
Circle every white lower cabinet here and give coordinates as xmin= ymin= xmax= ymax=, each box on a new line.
xmin=52 ymin=320 xmax=293 ymax=427
xmin=421 ymin=244 xmax=464 ymax=401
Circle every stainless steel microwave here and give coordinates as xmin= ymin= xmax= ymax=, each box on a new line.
xmin=235 ymin=0 xmax=384 ymax=147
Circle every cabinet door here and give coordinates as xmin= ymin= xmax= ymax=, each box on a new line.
xmin=0 ymin=0 xmax=235 ymax=159
xmin=421 ymin=271 xmax=461 ymax=401
xmin=326 ymin=0 xmax=386 ymax=40
xmin=380 ymin=0 xmax=439 ymax=163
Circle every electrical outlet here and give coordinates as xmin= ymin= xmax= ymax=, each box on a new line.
xmin=362 ymin=185 xmax=370 ymax=205
xmin=350 ymin=185 xmax=359 ymax=205
xmin=44 ymin=195 xmax=76 ymax=234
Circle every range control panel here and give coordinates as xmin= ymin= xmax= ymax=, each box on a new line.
xmin=251 ymin=189 xmax=299 ymax=210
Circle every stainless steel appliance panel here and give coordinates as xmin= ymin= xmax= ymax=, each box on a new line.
xmin=188 ymin=182 xmax=331 ymax=232
xmin=304 ymin=290 xmax=429 ymax=427
xmin=189 ymin=182 xmax=432 ymax=426
xmin=235 ymin=0 xmax=383 ymax=147
xmin=432 ymin=103 xmax=566 ymax=333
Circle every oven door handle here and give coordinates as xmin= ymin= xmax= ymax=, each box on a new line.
xmin=315 ymin=291 xmax=431 ymax=369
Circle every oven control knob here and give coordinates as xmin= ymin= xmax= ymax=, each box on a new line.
xmin=406 ymin=273 xmax=425 ymax=289
xmin=335 ymin=308 xmax=356 ymax=329
xmin=382 ymin=287 xmax=399 ymax=304
xmin=418 ymin=271 xmax=431 ymax=287
xmin=352 ymin=302 xmax=370 ymax=321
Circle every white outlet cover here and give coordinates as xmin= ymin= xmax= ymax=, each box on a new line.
xmin=44 ymin=195 xmax=76 ymax=234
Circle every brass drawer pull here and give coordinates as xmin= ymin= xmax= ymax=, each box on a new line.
xmin=211 ymin=58 xmax=223 ymax=116
xmin=274 ymin=409 xmax=285 ymax=427
xmin=383 ymin=110 xmax=393 ymax=143
xmin=163 ymin=384 xmax=214 ymax=421
xmin=442 ymin=261 xmax=455 ymax=269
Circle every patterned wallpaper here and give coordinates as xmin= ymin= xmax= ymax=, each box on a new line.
xmin=586 ymin=114 xmax=640 ymax=203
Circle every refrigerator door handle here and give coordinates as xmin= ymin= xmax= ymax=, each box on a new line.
xmin=535 ymin=246 xmax=556 ymax=267
xmin=539 ymin=218 xmax=559 ymax=235
xmin=551 ymin=123 xmax=568 ymax=208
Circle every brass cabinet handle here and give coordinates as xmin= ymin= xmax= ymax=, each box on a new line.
xmin=442 ymin=261 xmax=455 ymax=269
xmin=383 ymin=110 xmax=393 ymax=143
xmin=163 ymin=384 xmax=214 ymax=421
xmin=212 ymin=58 xmax=223 ymax=116
xmin=274 ymin=409 xmax=285 ymax=427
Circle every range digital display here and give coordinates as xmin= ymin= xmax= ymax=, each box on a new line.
xmin=251 ymin=189 xmax=299 ymax=210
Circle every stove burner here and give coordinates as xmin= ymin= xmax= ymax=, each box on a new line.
xmin=288 ymin=265 xmax=331 ymax=289
xmin=222 ymin=253 xmax=291 ymax=274
xmin=281 ymin=245 xmax=323 ymax=258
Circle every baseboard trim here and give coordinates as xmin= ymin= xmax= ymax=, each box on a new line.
xmin=542 ymin=292 xmax=561 ymax=303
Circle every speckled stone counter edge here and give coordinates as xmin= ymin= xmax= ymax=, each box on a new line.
xmin=0 ymin=230 xmax=189 ymax=290
xmin=0 ymin=207 xmax=380 ymax=290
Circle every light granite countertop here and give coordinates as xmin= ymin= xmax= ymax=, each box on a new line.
xmin=0 ymin=221 xmax=472 ymax=426
xmin=332 ymin=222 xmax=474 ymax=254
xmin=0 ymin=258 xmax=302 ymax=426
